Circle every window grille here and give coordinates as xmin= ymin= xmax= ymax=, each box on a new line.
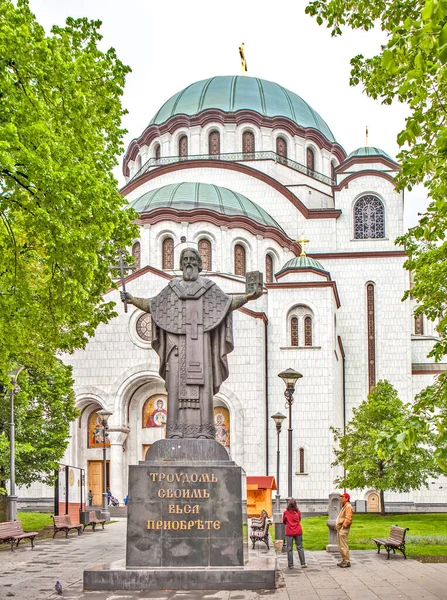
xmin=155 ymin=144 xmax=161 ymax=160
xmin=162 ymin=237 xmax=174 ymax=269
xmin=304 ymin=316 xmax=312 ymax=346
xmin=354 ymin=196 xmax=385 ymax=239
xmin=291 ymin=317 xmax=299 ymax=347
xmin=209 ymin=130 xmax=220 ymax=155
xmin=198 ymin=238 xmax=212 ymax=270
xmin=242 ymin=130 xmax=255 ymax=158
xmin=132 ymin=242 xmax=141 ymax=271
xmin=306 ymin=147 xmax=315 ymax=173
xmin=179 ymin=135 xmax=188 ymax=158
xmin=299 ymin=448 xmax=305 ymax=473
xmin=276 ymin=136 xmax=287 ymax=162
xmin=265 ymin=254 xmax=273 ymax=283
xmin=234 ymin=244 xmax=246 ymax=276
xmin=414 ymin=314 xmax=424 ymax=335
xmin=136 ymin=313 xmax=152 ymax=341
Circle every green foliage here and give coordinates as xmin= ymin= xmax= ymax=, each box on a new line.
xmin=0 ymin=0 xmax=138 ymax=382
xmin=0 ymin=359 xmax=78 ymax=493
xmin=331 ymin=381 xmax=439 ymax=506
xmin=305 ymin=0 xmax=447 ymax=470
xmin=17 ymin=511 xmax=52 ymax=532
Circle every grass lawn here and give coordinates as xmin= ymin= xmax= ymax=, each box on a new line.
xmin=18 ymin=511 xmax=52 ymax=532
xmin=300 ymin=513 xmax=447 ymax=557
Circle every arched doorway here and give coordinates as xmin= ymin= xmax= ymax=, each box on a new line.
xmin=367 ymin=492 xmax=380 ymax=513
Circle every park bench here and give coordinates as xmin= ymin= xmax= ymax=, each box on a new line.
xmin=373 ymin=525 xmax=409 ymax=559
xmin=250 ymin=510 xmax=271 ymax=550
xmin=52 ymin=514 xmax=83 ymax=538
xmin=83 ymin=511 xmax=106 ymax=532
xmin=0 ymin=520 xmax=38 ymax=552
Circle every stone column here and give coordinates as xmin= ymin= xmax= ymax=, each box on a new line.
xmin=326 ymin=492 xmax=341 ymax=552
xmin=108 ymin=428 xmax=130 ymax=505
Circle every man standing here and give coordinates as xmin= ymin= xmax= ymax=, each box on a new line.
xmin=121 ymin=247 xmax=261 ymax=440
xmin=335 ymin=492 xmax=353 ymax=567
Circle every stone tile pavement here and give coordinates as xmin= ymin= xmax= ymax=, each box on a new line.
xmin=1 ymin=519 xmax=447 ymax=600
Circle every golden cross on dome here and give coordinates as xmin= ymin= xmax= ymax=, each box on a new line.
xmin=239 ymin=43 xmax=247 ymax=75
xmin=366 ymin=125 xmax=369 ymax=147
xmin=297 ymin=234 xmax=310 ymax=257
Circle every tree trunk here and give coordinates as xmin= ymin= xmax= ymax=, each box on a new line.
xmin=380 ymin=489 xmax=385 ymax=516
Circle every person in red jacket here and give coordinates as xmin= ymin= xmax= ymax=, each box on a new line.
xmin=282 ymin=498 xmax=307 ymax=568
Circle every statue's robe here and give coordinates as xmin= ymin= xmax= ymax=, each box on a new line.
xmin=149 ymin=277 xmax=234 ymax=439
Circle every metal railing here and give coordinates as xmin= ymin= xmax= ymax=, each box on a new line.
xmin=129 ymin=151 xmax=334 ymax=186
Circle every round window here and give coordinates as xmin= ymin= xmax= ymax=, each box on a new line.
xmin=136 ymin=313 xmax=152 ymax=342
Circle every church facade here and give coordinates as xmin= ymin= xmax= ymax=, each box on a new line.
xmin=22 ymin=76 xmax=446 ymax=512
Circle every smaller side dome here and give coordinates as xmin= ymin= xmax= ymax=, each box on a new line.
xmin=276 ymin=255 xmax=330 ymax=278
xmin=348 ymin=146 xmax=398 ymax=164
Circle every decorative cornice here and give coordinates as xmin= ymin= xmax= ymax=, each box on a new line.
xmin=312 ymin=250 xmax=406 ymax=260
xmin=334 ymin=170 xmax=396 ymax=191
xmin=239 ymin=307 xmax=268 ymax=324
xmin=337 ymin=155 xmax=399 ymax=173
xmin=412 ymin=363 xmax=447 ymax=375
xmin=121 ymin=160 xmax=342 ymax=221
xmin=123 ymin=108 xmax=347 ymax=175
xmin=136 ymin=207 xmax=301 ymax=253
xmin=265 ymin=280 xmax=341 ymax=308
xmin=275 ymin=267 xmax=331 ymax=281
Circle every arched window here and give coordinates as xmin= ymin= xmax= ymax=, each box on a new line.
xmin=414 ymin=314 xmax=424 ymax=335
xmin=354 ymin=195 xmax=385 ymax=239
xmin=162 ymin=237 xmax=174 ymax=269
xmin=154 ymin=143 xmax=161 ymax=161
xmin=265 ymin=254 xmax=273 ymax=283
xmin=298 ymin=448 xmax=305 ymax=474
xmin=291 ymin=317 xmax=299 ymax=347
xmin=242 ymin=130 xmax=255 ymax=158
xmin=304 ymin=316 xmax=313 ymax=346
xmin=276 ymin=136 xmax=287 ymax=163
xmin=198 ymin=238 xmax=212 ymax=270
xmin=209 ymin=130 xmax=220 ymax=155
xmin=331 ymin=161 xmax=337 ymax=182
xmin=132 ymin=241 xmax=141 ymax=271
xmin=179 ymin=135 xmax=188 ymax=158
xmin=306 ymin=147 xmax=315 ymax=174
xmin=234 ymin=244 xmax=246 ymax=276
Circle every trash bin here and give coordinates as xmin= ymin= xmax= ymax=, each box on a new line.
xmin=80 ymin=511 xmax=91 ymax=525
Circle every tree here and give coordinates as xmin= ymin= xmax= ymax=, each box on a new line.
xmin=0 ymin=359 xmax=78 ymax=521
xmin=0 ymin=0 xmax=138 ymax=383
xmin=331 ymin=381 xmax=439 ymax=515
xmin=305 ymin=0 xmax=447 ymax=469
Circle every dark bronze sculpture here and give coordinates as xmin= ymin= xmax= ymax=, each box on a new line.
xmin=121 ymin=247 xmax=262 ymax=440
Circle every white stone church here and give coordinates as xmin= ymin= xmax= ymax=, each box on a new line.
xmin=22 ymin=75 xmax=447 ymax=513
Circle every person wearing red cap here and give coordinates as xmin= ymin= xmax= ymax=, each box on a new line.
xmin=335 ymin=492 xmax=353 ymax=567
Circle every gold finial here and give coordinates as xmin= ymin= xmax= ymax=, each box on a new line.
xmin=239 ymin=43 xmax=247 ymax=75
xmin=366 ymin=125 xmax=369 ymax=147
xmin=297 ymin=234 xmax=309 ymax=257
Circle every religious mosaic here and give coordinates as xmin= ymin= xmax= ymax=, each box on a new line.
xmin=143 ymin=394 xmax=168 ymax=428
xmin=214 ymin=406 xmax=230 ymax=450
xmin=88 ymin=411 xmax=111 ymax=448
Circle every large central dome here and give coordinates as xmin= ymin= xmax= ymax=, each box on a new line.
xmin=149 ymin=75 xmax=336 ymax=143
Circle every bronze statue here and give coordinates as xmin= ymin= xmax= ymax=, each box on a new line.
xmin=121 ymin=248 xmax=262 ymax=440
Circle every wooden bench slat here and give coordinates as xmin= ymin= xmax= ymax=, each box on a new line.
xmin=374 ymin=525 xmax=409 ymax=560
xmin=0 ymin=520 xmax=38 ymax=552
xmin=52 ymin=515 xmax=83 ymax=538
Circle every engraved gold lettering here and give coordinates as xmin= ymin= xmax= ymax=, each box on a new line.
xmin=167 ymin=473 xmax=174 ymax=483
xmin=149 ymin=473 xmax=157 ymax=482
xmin=205 ymin=521 xmax=212 ymax=530
xmin=159 ymin=473 xmax=165 ymax=481
xmin=211 ymin=474 xmax=218 ymax=482
xmin=171 ymin=521 xmax=179 ymax=530
xmin=166 ymin=489 xmax=173 ymax=498
xmin=156 ymin=520 xmax=163 ymax=529
xmin=213 ymin=521 xmax=221 ymax=530
xmin=147 ymin=520 xmax=155 ymax=529
xmin=168 ymin=504 xmax=175 ymax=513
xmin=184 ymin=505 xmax=191 ymax=514
xmin=163 ymin=520 xmax=171 ymax=529
xmin=158 ymin=489 xmax=166 ymax=498
xmin=180 ymin=521 xmax=187 ymax=529
xmin=192 ymin=505 xmax=199 ymax=514
xmin=203 ymin=490 xmax=209 ymax=498
xmin=188 ymin=521 xmax=195 ymax=529
xmin=190 ymin=473 xmax=198 ymax=483
xmin=196 ymin=520 xmax=204 ymax=529
xmin=199 ymin=474 xmax=210 ymax=482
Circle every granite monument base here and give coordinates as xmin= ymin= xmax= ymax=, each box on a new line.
xmin=84 ymin=439 xmax=277 ymax=591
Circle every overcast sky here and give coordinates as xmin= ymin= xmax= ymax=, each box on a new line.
xmin=28 ymin=0 xmax=429 ymax=228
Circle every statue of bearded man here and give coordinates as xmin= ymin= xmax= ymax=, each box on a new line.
xmin=121 ymin=247 xmax=261 ymax=440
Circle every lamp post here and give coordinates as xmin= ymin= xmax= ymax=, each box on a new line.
xmin=97 ymin=409 xmax=113 ymax=521
xmin=278 ymin=368 xmax=303 ymax=499
xmin=8 ymin=365 xmax=25 ymax=521
xmin=271 ymin=412 xmax=286 ymax=541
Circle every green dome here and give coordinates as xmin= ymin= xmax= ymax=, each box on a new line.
xmin=149 ymin=76 xmax=336 ymax=143
xmin=129 ymin=182 xmax=284 ymax=231
xmin=277 ymin=255 xmax=329 ymax=276
xmin=348 ymin=146 xmax=397 ymax=163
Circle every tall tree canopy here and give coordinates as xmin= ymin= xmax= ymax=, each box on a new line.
xmin=306 ymin=0 xmax=447 ymax=468
xmin=0 ymin=0 xmax=137 ymax=383
xmin=331 ymin=381 xmax=439 ymax=515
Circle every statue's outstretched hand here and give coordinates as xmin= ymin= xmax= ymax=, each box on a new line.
xmin=120 ymin=291 xmax=134 ymax=305
xmin=246 ymin=286 xmax=263 ymax=301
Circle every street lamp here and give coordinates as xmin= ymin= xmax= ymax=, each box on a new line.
xmin=271 ymin=412 xmax=286 ymax=541
xmin=96 ymin=409 xmax=113 ymax=521
xmin=278 ymin=368 xmax=303 ymax=499
xmin=8 ymin=365 xmax=25 ymax=521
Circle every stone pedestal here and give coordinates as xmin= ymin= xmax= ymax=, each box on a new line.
xmin=326 ymin=493 xmax=341 ymax=552
xmin=84 ymin=439 xmax=276 ymax=590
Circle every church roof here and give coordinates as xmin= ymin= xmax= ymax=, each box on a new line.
xmin=276 ymin=255 xmax=330 ymax=277
xmin=348 ymin=146 xmax=398 ymax=163
xmin=129 ymin=182 xmax=284 ymax=231
xmin=148 ymin=76 xmax=337 ymax=143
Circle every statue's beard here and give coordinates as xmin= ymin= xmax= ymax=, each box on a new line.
xmin=183 ymin=265 xmax=199 ymax=281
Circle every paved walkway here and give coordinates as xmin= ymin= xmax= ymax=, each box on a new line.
xmin=1 ymin=519 xmax=447 ymax=600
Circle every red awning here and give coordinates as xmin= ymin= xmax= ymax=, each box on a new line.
xmin=246 ymin=476 xmax=277 ymax=490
